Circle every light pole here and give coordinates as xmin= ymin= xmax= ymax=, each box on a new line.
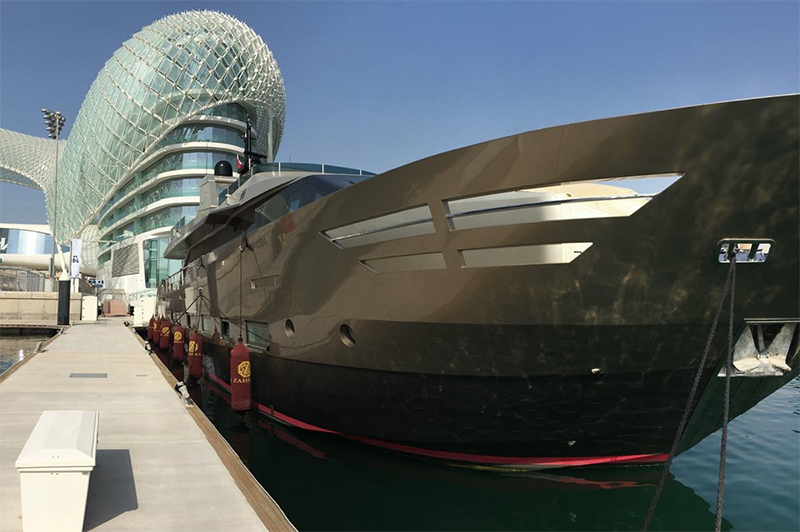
xmin=42 ymin=108 xmax=66 ymax=281
xmin=43 ymin=109 xmax=69 ymax=324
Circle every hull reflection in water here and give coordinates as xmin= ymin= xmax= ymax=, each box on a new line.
xmin=160 ymin=95 xmax=800 ymax=468
xmin=200 ymin=376 xmax=735 ymax=532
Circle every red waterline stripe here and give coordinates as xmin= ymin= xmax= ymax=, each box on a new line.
xmin=204 ymin=370 xmax=231 ymax=392
xmin=202 ymin=370 xmax=668 ymax=467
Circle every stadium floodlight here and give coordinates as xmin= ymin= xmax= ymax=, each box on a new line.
xmin=42 ymin=109 xmax=67 ymax=278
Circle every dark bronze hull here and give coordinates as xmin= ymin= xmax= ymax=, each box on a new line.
xmin=167 ymin=95 xmax=800 ymax=467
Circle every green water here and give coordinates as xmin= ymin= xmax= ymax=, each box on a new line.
xmin=0 ymin=332 xmax=54 ymax=375
xmin=195 ymin=377 xmax=799 ymax=531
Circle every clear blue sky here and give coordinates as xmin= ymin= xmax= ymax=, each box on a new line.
xmin=1 ymin=1 xmax=797 ymax=224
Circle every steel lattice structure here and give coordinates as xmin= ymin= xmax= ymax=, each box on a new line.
xmin=0 ymin=130 xmax=65 ymax=190
xmin=0 ymin=10 xmax=285 ymax=242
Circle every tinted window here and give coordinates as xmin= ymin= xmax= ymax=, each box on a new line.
xmin=246 ymin=322 xmax=270 ymax=350
xmin=249 ymin=180 xmax=307 ymax=232
xmin=287 ymin=189 xmax=303 ymax=212
xmin=247 ymin=174 xmax=372 ymax=233
xmin=309 ymin=174 xmax=371 ymax=195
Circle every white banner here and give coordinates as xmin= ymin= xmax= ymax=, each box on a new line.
xmin=70 ymin=238 xmax=82 ymax=278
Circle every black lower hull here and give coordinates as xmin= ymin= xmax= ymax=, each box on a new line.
xmin=189 ymin=323 xmax=798 ymax=465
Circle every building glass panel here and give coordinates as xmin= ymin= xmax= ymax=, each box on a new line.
xmin=141 ymin=151 xmax=238 ymax=180
xmin=0 ymin=229 xmax=52 ymax=255
xmin=143 ymin=236 xmax=182 ymax=289
xmin=113 ymin=200 xmax=136 ymax=223
xmin=155 ymin=124 xmax=243 ymax=151
xmin=115 ymin=174 xmax=144 ymax=202
xmin=137 ymin=205 xmax=198 ymax=234
xmin=197 ymin=103 xmax=248 ymax=122
xmin=139 ymin=178 xmax=200 ymax=208
xmin=100 ymin=151 xmax=237 ymax=228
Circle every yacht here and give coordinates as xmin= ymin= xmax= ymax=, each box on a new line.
xmin=159 ymin=95 xmax=799 ymax=468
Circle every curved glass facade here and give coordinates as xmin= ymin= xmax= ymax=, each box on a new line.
xmin=137 ymin=205 xmax=197 ymax=234
xmin=197 ymin=103 xmax=248 ymax=122
xmin=99 ymin=150 xmax=237 ymax=231
xmin=108 ymin=200 xmax=137 ymax=226
xmin=142 ymin=151 xmax=238 ymax=178
xmin=140 ymin=178 xmax=200 ymax=206
xmin=1 ymin=10 xmax=287 ymax=296
xmin=143 ymin=237 xmax=180 ymax=289
xmin=100 ymin=150 xmax=237 ymax=220
xmin=0 ymin=228 xmax=53 ymax=255
xmin=0 ymin=11 xmax=286 ymax=242
xmin=0 ymin=131 xmax=64 ymax=190
xmin=154 ymin=124 xmax=243 ymax=151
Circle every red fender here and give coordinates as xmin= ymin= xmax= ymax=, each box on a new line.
xmin=188 ymin=330 xmax=203 ymax=379
xmin=153 ymin=316 xmax=163 ymax=346
xmin=230 ymin=338 xmax=251 ymax=411
xmin=172 ymin=324 xmax=185 ymax=361
xmin=159 ymin=318 xmax=171 ymax=351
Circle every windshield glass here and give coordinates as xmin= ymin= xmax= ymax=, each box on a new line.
xmin=249 ymin=173 xmax=372 ymax=232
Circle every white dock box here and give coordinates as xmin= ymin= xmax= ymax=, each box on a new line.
xmin=82 ymin=295 xmax=98 ymax=322
xmin=15 ymin=411 xmax=99 ymax=532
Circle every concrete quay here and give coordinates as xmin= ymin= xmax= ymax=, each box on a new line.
xmin=0 ymin=317 xmax=294 ymax=531
xmin=0 ymin=291 xmax=82 ymax=324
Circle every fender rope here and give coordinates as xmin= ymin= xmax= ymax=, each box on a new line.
xmin=239 ymin=236 xmax=245 ymax=339
xmin=642 ymin=255 xmax=736 ymax=531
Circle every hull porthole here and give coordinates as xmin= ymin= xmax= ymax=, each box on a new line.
xmin=340 ymin=324 xmax=355 ymax=347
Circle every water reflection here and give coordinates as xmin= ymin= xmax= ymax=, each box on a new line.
xmin=0 ymin=332 xmax=55 ymax=375
xmin=198 ymin=378 xmax=730 ymax=532
xmin=135 ymin=343 xmax=799 ymax=530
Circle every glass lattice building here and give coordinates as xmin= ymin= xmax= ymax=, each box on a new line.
xmin=0 ymin=11 xmax=285 ymax=298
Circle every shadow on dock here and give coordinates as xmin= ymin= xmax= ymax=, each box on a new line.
xmin=84 ymin=449 xmax=138 ymax=530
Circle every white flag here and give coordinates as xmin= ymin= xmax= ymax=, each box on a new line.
xmin=70 ymin=238 xmax=82 ymax=278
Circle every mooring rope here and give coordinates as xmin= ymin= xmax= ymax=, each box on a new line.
xmin=642 ymin=255 xmax=737 ymax=531
xmin=165 ymin=293 xmax=202 ymax=329
xmin=239 ymin=237 xmax=244 ymax=339
xmin=715 ymin=254 xmax=736 ymax=531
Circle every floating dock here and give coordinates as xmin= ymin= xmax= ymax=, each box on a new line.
xmin=0 ymin=317 xmax=295 ymax=531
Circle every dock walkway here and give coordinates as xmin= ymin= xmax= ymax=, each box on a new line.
xmin=0 ymin=318 xmax=293 ymax=531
